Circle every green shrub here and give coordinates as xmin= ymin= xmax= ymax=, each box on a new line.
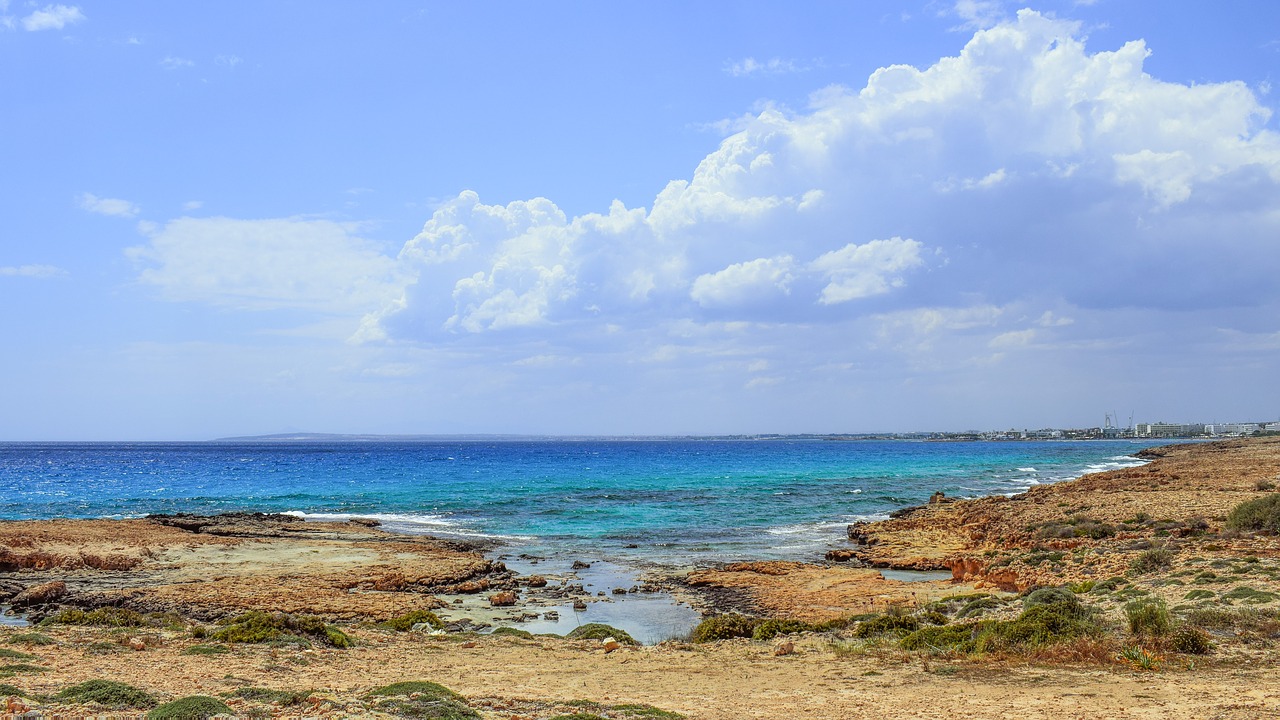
xmin=366 ymin=681 xmax=477 ymax=720
xmin=225 ymin=687 xmax=311 ymax=706
xmin=1125 ymin=598 xmax=1171 ymax=637
xmin=56 ymin=679 xmax=158 ymax=709
xmin=899 ymin=623 xmax=981 ymax=653
xmin=1226 ymin=494 xmax=1280 ymax=534
xmin=1170 ymin=625 xmax=1212 ymax=655
xmin=5 ymin=633 xmax=53 ymax=646
xmin=45 ymin=607 xmax=148 ymax=628
xmin=691 ymin=614 xmax=761 ymax=643
xmin=566 ymin=623 xmax=638 ymax=645
xmin=378 ymin=610 xmax=443 ymax=632
xmin=210 ymin=611 xmax=351 ymax=648
xmin=751 ymin=619 xmax=818 ymax=641
xmin=147 ymin=695 xmax=233 ymax=720
xmin=1131 ymin=547 xmax=1175 ymax=574
xmin=180 ymin=644 xmax=230 ymax=656
xmin=853 ymin=612 xmax=920 ymax=638
xmin=490 ymin=626 xmax=535 ymax=640
xmin=1221 ymin=586 xmax=1280 ymax=604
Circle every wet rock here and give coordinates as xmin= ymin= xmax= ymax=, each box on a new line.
xmin=10 ymin=580 xmax=67 ymax=607
xmin=489 ymin=591 xmax=518 ymax=607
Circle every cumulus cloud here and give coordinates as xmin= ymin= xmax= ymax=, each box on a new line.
xmin=127 ymin=217 xmax=403 ymax=313
xmin=21 ymin=4 xmax=84 ymax=31
xmin=79 ymin=193 xmax=140 ymax=218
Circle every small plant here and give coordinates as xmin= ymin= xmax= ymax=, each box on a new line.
xmin=1118 ymin=645 xmax=1162 ymax=671
xmin=378 ymin=609 xmax=443 ymax=632
xmin=56 ymin=679 xmax=158 ymax=709
xmin=1225 ymin=493 xmax=1280 ymax=534
xmin=1131 ymin=547 xmax=1174 ymax=574
xmin=225 ymin=687 xmax=311 ymax=706
xmin=5 ymin=633 xmax=54 ymax=646
xmin=180 ymin=644 xmax=230 ymax=656
xmin=147 ymin=695 xmax=233 ymax=719
xmin=566 ymin=623 xmax=638 ymax=645
xmin=1170 ymin=626 xmax=1212 ymax=655
xmin=1125 ymin=598 xmax=1171 ymax=637
xmin=366 ymin=681 xmax=478 ymax=720
xmin=691 ymin=614 xmax=761 ymax=643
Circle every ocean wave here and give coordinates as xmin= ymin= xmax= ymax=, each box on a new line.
xmin=283 ymin=511 xmax=535 ymax=541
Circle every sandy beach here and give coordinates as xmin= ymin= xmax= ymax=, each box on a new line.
xmin=2 ymin=437 xmax=1279 ymax=718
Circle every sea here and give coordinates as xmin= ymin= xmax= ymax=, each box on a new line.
xmin=0 ymin=438 xmax=1150 ymax=568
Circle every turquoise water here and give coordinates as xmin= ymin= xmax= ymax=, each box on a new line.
xmin=0 ymin=439 xmax=1147 ymax=567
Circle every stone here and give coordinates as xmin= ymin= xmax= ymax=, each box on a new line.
xmin=489 ymin=591 xmax=518 ymax=607
xmin=10 ymin=580 xmax=67 ymax=607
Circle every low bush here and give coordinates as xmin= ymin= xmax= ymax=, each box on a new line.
xmin=225 ymin=687 xmax=311 ymax=706
xmin=366 ymin=681 xmax=477 ymax=720
xmin=1125 ymin=598 xmax=1171 ymax=637
xmin=147 ymin=695 xmax=232 ymax=720
xmin=56 ymin=679 xmax=157 ymax=709
xmin=691 ymin=614 xmax=761 ymax=643
xmin=1131 ymin=547 xmax=1175 ymax=574
xmin=1170 ymin=625 xmax=1212 ymax=655
xmin=210 ymin=611 xmax=352 ymax=648
xmin=566 ymin=623 xmax=638 ymax=645
xmin=1225 ymin=493 xmax=1280 ymax=534
xmin=378 ymin=609 xmax=443 ymax=632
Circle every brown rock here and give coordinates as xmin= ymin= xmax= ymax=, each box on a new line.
xmin=10 ymin=579 xmax=67 ymax=607
xmin=489 ymin=591 xmax=518 ymax=607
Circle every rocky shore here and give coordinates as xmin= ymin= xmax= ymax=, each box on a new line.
xmin=1 ymin=438 xmax=1279 ymax=718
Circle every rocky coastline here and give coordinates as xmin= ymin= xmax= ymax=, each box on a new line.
xmin=1 ymin=438 xmax=1278 ymax=718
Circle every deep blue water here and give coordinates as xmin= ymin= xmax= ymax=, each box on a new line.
xmin=0 ymin=439 xmax=1148 ymax=567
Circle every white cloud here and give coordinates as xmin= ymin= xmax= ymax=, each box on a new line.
xmin=161 ymin=56 xmax=194 ymax=70
xmin=691 ymin=256 xmax=794 ymax=308
xmin=811 ymin=238 xmax=924 ymax=304
xmin=21 ymin=4 xmax=84 ymax=31
xmin=0 ymin=264 xmax=66 ymax=278
xmin=726 ymin=57 xmax=808 ymax=77
xmin=127 ymin=217 xmax=403 ymax=313
xmin=79 ymin=193 xmax=140 ymax=218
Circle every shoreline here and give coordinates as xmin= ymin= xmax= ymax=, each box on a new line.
xmin=1 ymin=437 xmax=1279 ymax=718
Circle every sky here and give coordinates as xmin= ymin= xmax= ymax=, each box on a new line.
xmin=2 ymin=1 xmax=1279 ymax=440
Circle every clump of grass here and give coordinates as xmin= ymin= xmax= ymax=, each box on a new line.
xmin=225 ymin=686 xmax=311 ymax=706
xmin=489 ymin=626 xmax=535 ymax=640
xmin=565 ymin=623 xmax=638 ymax=645
xmin=5 ymin=633 xmax=54 ymax=646
xmin=378 ymin=609 xmax=443 ymax=632
xmin=1225 ymin=493 xmax=1280 ymax=534
xmin=43 ymin=607 xmax=149 ymax=628
xmin=210 ymin=611 xmax=352 ymax=648
xmin=147 ymin=695 xmax=233 ymax=720
xmin=1221 ymin=586 xmax=1279 ymax=604
xmin=691 ymin=614 xmax=762 ymax=643
xmin=1131 ymin=547 xmax=1175 ymax=574
xmin=1170 ymin=625 xmax=1212 ymax=655
xmin=366 ymin=681 xmax=478 ymax=720
xmin=55 ymin=679 xmax=158 ymax=709
xmin=0 ymin=663 xmax=48 ymax=677
xmin=180 ymin=644 xmax=230 ymax=656
xmin=1125 ymin=598 xmax=1171 ymax=637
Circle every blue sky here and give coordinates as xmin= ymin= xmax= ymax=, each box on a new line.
xmin=3 ymin=1 xmax=1279 ymax=439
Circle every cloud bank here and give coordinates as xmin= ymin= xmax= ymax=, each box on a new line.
xmin=128 ymin=10 xmax=1280 ymax=409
